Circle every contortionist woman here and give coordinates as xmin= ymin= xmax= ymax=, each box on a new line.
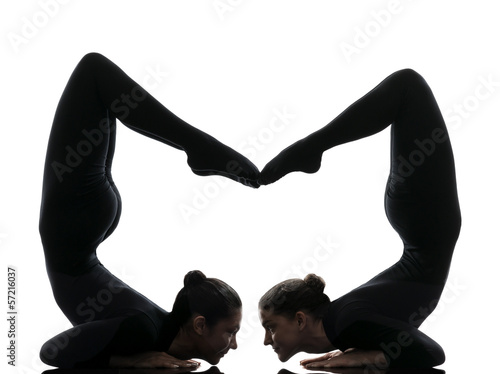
xmin=258 ymin=69 xmax=461 ymax=369
xmin=38 ymin=53 xmax=255 ymax=368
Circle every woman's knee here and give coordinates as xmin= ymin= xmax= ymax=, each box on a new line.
xmin=392 ymin=68 xmax=429 ymax=91
xmin=78 ymin=52 xmax=108 ymax=68
xmin=72 ymin=52 xmax=110 ymax=80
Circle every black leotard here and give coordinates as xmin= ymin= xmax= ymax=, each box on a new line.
xmin=314 ymin=70 xmax=461 ymax=368
xmin=38 ymin=53 xmax=258 ymax=368
xmin=260 ymin=69 xmax=461 ymax=368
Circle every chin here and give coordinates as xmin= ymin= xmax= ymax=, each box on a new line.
xmin=207 ymin=356 xmax=222 ymax=365
xmin=277 ymin=351 xmax=292 ymax=362
xmin=278 ymin=347 xmax=301 ymax=363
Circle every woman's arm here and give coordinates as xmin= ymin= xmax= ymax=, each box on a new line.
xmin=302 ymin=318 xmax=445 ymax=370
xmin=40 ymin=314 xmax=159 ymax=368
xmin=109 ymin=351 xmax=200 ymax=369
xmin=301 ymin=348 xmax=387 ymax=369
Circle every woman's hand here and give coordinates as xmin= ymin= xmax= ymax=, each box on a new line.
xmin=300 ymin=348 xmax=387 ymax=369
xmin=109 ymin=351 xmax=201 ymax=369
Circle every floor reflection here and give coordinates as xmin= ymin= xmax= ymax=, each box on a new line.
xmin=279 ymin=368 xmax=445 ymax=374
xmin=42 ymin=367 xmax=220 ymax=374
xmin=42 ymin=367 xmax=446 ymax=374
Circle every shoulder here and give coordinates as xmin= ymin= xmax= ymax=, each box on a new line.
xmin=117 ymin=312 xmax=161 ymax=343
xmin=322 ymin=296 xmax=378 ymax=338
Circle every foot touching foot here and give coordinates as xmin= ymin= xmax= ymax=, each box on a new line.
xmin=259 ymin=138 xmax=322 ymax=185
xmin=186 ymin=136 xmax=260 ymax=188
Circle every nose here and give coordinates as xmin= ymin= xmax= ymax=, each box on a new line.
xmin=230 ymin=335 xmax=238 ymax=350
xmin=263 ymin=330 xmax=273 ymax=346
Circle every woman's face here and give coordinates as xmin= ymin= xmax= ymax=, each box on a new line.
xmin=199 ymin=310 xmax=241 ymax=365
xmin=259 ymin=308 xmax=302 ymax=362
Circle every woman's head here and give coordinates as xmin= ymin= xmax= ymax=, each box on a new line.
xmin=171 ymin=270 xmax=242 ymax=364
xmin=258 ymin=274 xmax=330 ymax=362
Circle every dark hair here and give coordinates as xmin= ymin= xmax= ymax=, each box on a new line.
xmin=170 ymin=270 xmax=242 ymax=327
xmin=258 ymin=274 xmax=330 ymax=320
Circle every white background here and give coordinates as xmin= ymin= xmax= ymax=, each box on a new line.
xmin=1 ymin=1 xmax=499 ymax=373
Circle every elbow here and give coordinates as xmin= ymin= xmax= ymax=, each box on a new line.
xmin=40 ymin=341 xmax=62 ymax=368
xmin=40 ymin=340 xmax=75 ymax=369
xmin=418 ymin=337 xmax=445 ymax=368
xmin=383 ymin=338 xmax=445 ymax=368
xmin=427 ymin=344 xmax=445 ymax=367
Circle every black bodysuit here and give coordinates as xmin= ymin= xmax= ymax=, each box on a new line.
xmin=260 ymin=68 xmax=460 ymax=368
xmin=313 ymin=70 xmax=462 ymax=368
xmin=40 ymin=53 xmax=460 ymax=369
xmin=38 ymin=53 xmax=258 ymax=368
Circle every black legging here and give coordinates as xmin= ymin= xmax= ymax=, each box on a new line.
xmin=261 ymin=69 xmax=461 ymax=368
xmin=38 ymin=53 xmax=258 ymax=368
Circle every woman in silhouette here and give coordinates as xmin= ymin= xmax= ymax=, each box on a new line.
xmin=39 ymin=53 xmax=257 ymax=368
xmin=258 ymin=69 xmax=461 ymax=369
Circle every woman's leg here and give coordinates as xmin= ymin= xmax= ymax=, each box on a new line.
xmin=40 ymin=66 xmax=122 ymax=276
xmin=260 ymin=69 xmax=461 ymax=282
xmin=50 ymin=53 xmax=259 ymax=188
xmin=40 ymin=52 xmax=261 ymax=271
xmin=260 ymin=69 xmax=456 ymax=190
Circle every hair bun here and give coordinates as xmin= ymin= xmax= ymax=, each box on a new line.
xmin=184 ymin=270 xmax=207 ymax=288
xmin=304 ymin=274 xmax=326 ymax=294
